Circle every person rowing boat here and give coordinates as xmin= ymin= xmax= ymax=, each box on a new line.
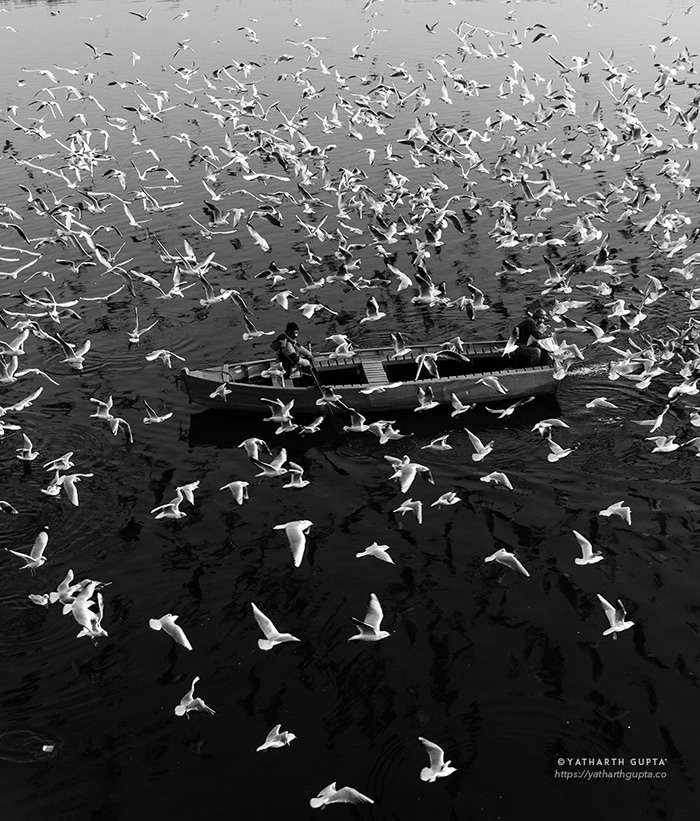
xmin=271 ymin=322 xmax=314 ymax=377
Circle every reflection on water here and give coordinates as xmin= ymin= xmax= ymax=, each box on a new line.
xmin=1 ymin=0 xmax=700 ymax=818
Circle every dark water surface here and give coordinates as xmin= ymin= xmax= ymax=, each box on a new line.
xmin=1 ymin=0 xmax=700 ymax=818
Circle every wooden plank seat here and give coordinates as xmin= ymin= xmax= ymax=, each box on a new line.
xmin=361 ymin=356 xmax=389 ymax=385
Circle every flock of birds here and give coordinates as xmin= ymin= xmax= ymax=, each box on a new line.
xmin=1 ymin=0 xmax=699 ymax=809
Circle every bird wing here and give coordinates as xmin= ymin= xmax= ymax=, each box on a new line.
xmin=330 ymin=787 xmax=373 ymax=805
xmin=364 ymin=593 xmax=384 ymax=630
xmin=251 ymin=603 xmax=277 ymax=638
xmin=596 ymin=594 xmax=617 ymax=627
xmin=418 ymin=736 xmax=445 ymax=769
xmin=572 ymin=529 xmax=593 ymax=557
xmin=30 ymin=530 xmax=49 ymax=560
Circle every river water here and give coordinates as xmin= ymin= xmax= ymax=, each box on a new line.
xmin=1 ymin=0 xmax=699 ymax=818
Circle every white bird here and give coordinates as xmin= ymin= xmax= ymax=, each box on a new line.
xmin=480 ymin=471 xmax=513 ymax=490
xmin=151 ymin=488 xmax=187 ymax=520
xmin=646 ymin=435 xmax=680 ymax=453
xmin=256 ymin=724 xmax=297 ymax=752
xmin=393 ymin=497 xmax=423 ymax=524
xmin=273 ymin=519 xmax=313 ymax=567
xmin=251 ymin=602 xmax=300 ymax=651
xmin=282 ymin=462 xmax=310 ymax=489
xmin=450 ymin=393 xmax=475 ymax=417
xmin=421 ymin=435 xmax=452 ymax=452
xmin=174 ymin=676 xmax=216 ymax=718
xmin=355 ymin=541 xmax=394 ymax=564
xmin=58 ymin=472 xmax=94 ymax=506
xmin=149 ymin=613 xmax=193 ymax=650
xmin=90 ymin=395 xmax=114 ymax=420
xmin=238 ymin=437 xmax=270 ymax=460
xmin=476 ymin=375 xmax=508 ymax=394
xmin=360 ymin=295 xmax=386 ymax=323
xmin=349 ymin=592 xmax=390 ymax=642
xmin=43 ymin=451 xmax=75 ymax=472
xmin=599 ymin=500 xmax=631 ymax=525
xmin=220 ymin=481 xmax=249 ymax=505
xmin=430 ymin=491 xmax=461 ymax=507
xmin=418 ymin=736 xmax=457 ymax=782
xmin=585 ymin=397 xmax=619 ymax=409
xmin=546 ymin=436 xmax=573 ymax=462
xmin=143 ymin=400 xmax=173 ymax=424
xmin=342 ymin=408 xmax=371 ymax=434
xmin=464 ymin=428 xmax=494 ymax=461
xmin=484 ymin=547 xmax=530 ymax=577
xmin=532 ymin=418 xmax=570 ymax=436
xmin=16 ymin=432 xmax=40 ymax=461
xmin=6 ymin=527 xmax=49 ymax=573
xmin=251 ymin=448 xmax=289 ymax=478
xmin=597 ymin=594 xmax=634 ymax=639
xmin=415 ymin=385 xmax=439 ymax=411
xmin=48 ymin=569 xmax=82 ymax=605
xmin=310 ymin=783 xmax=374 ymax=809
xmin=572 ymin=530 xmax=604 ymax=565
xmin=386 ymin=456 xmax=434 ymax=493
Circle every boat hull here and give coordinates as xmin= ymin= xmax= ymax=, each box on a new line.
xmin=180 ymin=343 xmax=558 ymax=414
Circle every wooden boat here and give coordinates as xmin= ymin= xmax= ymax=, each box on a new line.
xmin=180 ymin=341 xmax=558 ymax=414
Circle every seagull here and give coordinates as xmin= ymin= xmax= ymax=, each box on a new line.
xmin=421 ymin=435 xmax=452 ymax=452
xmin=572 ymin=530 xmax=604 ymax=565
xmin=149 ymin=613 xmax=193 ymax=650
xmin=273 ymin=519 xmax=313 ymax=567
xmin=386 ymin=456 xmax=434 ymax=493
xmin=360 ymin=295 xmax=386 ymax=323
xmin=256 ymin=724 xmax=297 ymax=752
xmin=597 ymin=594 xmax=634 ymax=639
xmin=151 ymin=488 xmax=187 ymax=520
xmin=174 ymin=676 xmax=216 ymax=718
xmin=418 ymin=737 xmax=457 ymax=782
xmin=349 ymin=593 xmax=390 ymax=641
xmin=90 ymin=395 xmax=114 ymax=420
xmin=128 ymin=7 xmax=153 ymax=21
xmin=251 ymin=449 xmax=289 ymax=479
xmin=532 ymin=418 xmax=570 ymax=436
xmin=355 ymin=542 xmax=394 ymax=563
xmin=484 ymin=547 xmax=530 ymax=577
xmin=430 ymin=492 xmax=461 ymax=507
xmin=43 ymin=451 xmax=74 ymax=472
xmin=251 ymin=602 xmax=300 ymax=650
xmin=450 ymin=393 xmax=475 ymax=416
xmin=464 ymin=428 xmax=494 ymax=461
xmin=16 ymin=432 xmax=40 ymax=461
xmin=220 ymin=481 xmax=249 ymax=505
xmin=546 ymin=436 xmax=573 ymax=462
xmin=599 ymin=500 xmax=631 ymax=525
xmin=585 ymin=397 xmax=619 ymax=409
xmin=6 ymin=527 xmax=49 ymax=573
xmin=58 ymin=472 xmax=94 ymax=506
xmin=415 ymin=385 xmax=439 ymax=411
xmin=143 ymin=400 xmax=173 ymax=424
xmin=238 ymin=437 xmax=270 ymax=461
xmin=476 ymin=375 xmax=508 ymax=394
xmin=646 ymin=435 xmax=680 ymax=453
xmin=480 ymin=471 xmax=513 ymax=490
xmin=393 ymin=497 xmax=423 ymax=524
xmin=342 ymin=408 xmax=371 ymax=434
xmin=310 ymin=783 xmax=373 ymax=809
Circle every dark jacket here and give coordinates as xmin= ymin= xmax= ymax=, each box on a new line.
xmin=515 ymin=317 xmax=545 ymax=347
xmin=271 ymin=332 xmax=311 ymax=375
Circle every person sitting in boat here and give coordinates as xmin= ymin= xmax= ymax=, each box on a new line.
xmin=513 ymin=308 xmax=553 ymax=367
xmin=271 ymin=322 xmax=313 ymax=377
